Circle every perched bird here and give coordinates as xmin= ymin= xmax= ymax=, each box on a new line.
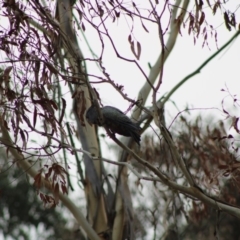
xmin=86 ymin=105 xmax=141 ymax=145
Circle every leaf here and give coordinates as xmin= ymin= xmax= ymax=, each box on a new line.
xmin=24 ymin=130 xmax=29 ymax=147
xmin=45 ymin=167 xmax=53 ymax=180
xmin=80 ymin=0 xmax=85 ymax=7
xmin=4 ymin=120 xmax=10 ymax=131
xmin=3 ymin=66 xmax=13 ymax=81
xmin=81 ymin=22 xmax=85 ymax=31
xmin=59 ymin=98 xmax=66 ymax=124
xmin=50 ymin=100 xmax=58 ymax=110
xmin=141 ymin=21 xmax=149 ymax=33
xmin=61 ymin=183 xmax=68 ymax=194
xmin=72 ymin=90 xmax=77 ymax=98
xmin=128 ymin=34 xmax=132 ymax=43
xmin=175 ymin=13 xmax=183 ymax=35
xmin=21 ymin=101 xmax=31 ymax=113
xmin=76 ymin=9 xmax=83 ymax=22
xmin=33 ymin=106 xmax=37 ymax=128
xmin=233 ymin=117 xmax=240 ymax=134
xmin=213 ymin=1 xmax=220 ymax=15
xmin=45 ymin=62 xmax=58 ymax=74
xmin=53 ymin=182 xmax=60 ymax=204
xmin=204 ymin=33 xmax=207 ymax=40
xmin=20 ymin=129 xmax=26 ymax=149
xmin=199 ymin=12 xmax=205 ymax=26
xmin=114 ymin=10 xmax=120 ymax=18
xmin=198 ymin=0 xmax=203 ymax=10
xmin=224 ymin=12 xmax=231 ymax=31
xmin=108 ymin=0 xmax=114 ymax=7
xmin=230 ymin=13 xmax=236 ymax=27
xmin=34 ymin=173 xmax=42 ymax=189
xmin=202 ymin=26 xmax=206 ymax=34
xmin=222 ymin=108 xmax=229 ymax=115
xmin=206 ymin=0 xmax=212 ymax=9
xmin=129 ymin=40 xmax=141 ymax=60
xmin=188 ymin=14 xmax=194 ymax=35
xmin=136 ymin=41 xmax=141 ymax=60
xmin=11 ymin=117 xmax=15 ymax=131
xmin=130 ymin=41 xmax=136 ymax=58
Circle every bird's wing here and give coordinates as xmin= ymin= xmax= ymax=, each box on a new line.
xmin=102 ymin=106 xmax=140 ymax=130
xmin=102 ymin=106 xmax=141 ymax=144
xmin=103 ymin=106 xmax=125 ymax=114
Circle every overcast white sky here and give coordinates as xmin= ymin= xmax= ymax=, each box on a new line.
xmin=75 ymin=1 xmax=240 ymax=132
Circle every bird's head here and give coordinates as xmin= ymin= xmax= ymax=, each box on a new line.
xmin=86 ymin=105 xmax=105 ymax=126
xmin=86 ymin=105 xmax=98 ymax=126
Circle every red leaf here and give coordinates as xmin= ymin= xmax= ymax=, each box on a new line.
xmin=61 ymin=184 xmax=68 ymax=194
xmin=53 ymin=182 xmax=60 ymax=204
xmin=199 ymin=12 xmax=205 ymax=26
xmin=34 ymin=173 xmax=42 ymax=189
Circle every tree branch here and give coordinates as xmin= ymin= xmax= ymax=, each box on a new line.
xmin=162 ymin=30 xmax=240 ymax=106
xmin=0 ymin=116 xmax=100 ymax=240
xmin=108 ymin=133 xmax=240 ymax=219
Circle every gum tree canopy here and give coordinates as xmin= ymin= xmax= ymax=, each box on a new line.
xmin=0 ymin=1 xmax=240 ymax=240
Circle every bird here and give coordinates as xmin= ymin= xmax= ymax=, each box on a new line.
xmin=86 ymin=105 xmax=141 ymax=145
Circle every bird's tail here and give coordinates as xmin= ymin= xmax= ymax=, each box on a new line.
xmin=129 ymin=123 xmax=141 ymax=145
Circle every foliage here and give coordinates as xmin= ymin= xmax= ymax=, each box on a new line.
xmin=0 ymin=153 xmax=73 ymax=240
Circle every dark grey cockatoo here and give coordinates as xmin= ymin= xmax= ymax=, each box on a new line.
xmin=86 ymin=105 xmax=141 ymax=145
